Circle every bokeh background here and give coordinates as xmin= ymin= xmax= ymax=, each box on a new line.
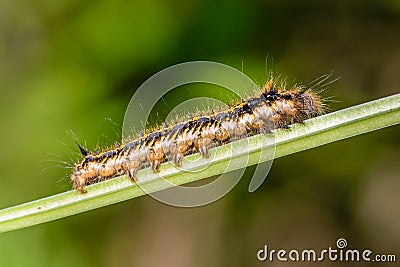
xmin=0 ymin=0 xmax=399 ymax=266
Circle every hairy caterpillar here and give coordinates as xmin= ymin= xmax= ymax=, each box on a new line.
xmin=71 ymin=78 xmax=326 ymax=193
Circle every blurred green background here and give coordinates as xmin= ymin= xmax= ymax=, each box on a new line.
xmin=0 ymin=0 xmax=399 ymax=266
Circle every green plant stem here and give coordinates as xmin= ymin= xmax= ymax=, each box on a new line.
xmin=0 ymin=94 xmax=399 ymax=233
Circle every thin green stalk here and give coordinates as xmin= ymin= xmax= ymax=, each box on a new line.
xmin=0 ymin=94 xmax=399 ymax=233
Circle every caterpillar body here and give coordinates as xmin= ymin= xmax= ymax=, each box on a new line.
xmin=71 ymin=79 xmax=325 ymax=193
